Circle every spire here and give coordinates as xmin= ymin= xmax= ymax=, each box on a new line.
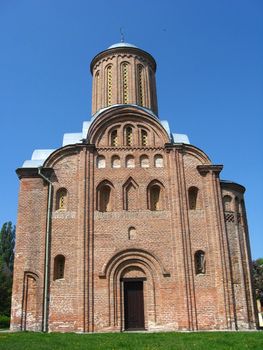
xmin=120 ymin=27 xmax=125 ymax=43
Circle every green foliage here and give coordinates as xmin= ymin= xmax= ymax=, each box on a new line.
xmin=0 ymin=222 xmax=15 ymax=317
xmin=0 ymin=332 xmax=263 ymax=350
xmin=252 ymin=258 xmax=263 ymax=302
xmin=0 ymin=315 xmax=10 ymax=329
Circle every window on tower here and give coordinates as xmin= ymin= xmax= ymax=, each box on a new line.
xmin=137 ymin=64 xmax=144 ymax=106
xmin=121 ymin=62 xmax=129 ymax=104
xmin=106 ymin=65 xmax=113 ymax=106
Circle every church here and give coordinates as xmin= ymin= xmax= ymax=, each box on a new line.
xmin=11 ymin=42 xmax=257 ymax=332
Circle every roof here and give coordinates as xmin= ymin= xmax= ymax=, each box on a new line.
xmin=107 ymin=42 xmax=138 ymax=49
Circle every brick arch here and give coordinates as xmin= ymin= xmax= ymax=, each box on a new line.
xmin=21 ymin=271 xmax=40 ymax=331
xmin=99 ymin=248 xmax=170 ymax=279
xmin=96 ymin=179 xmax=115 ymax=212
xmin=87 ymin=105 xmax=170 ymax=147
xmin=147 ymin=179 xmax=165 ymax=211
xmin=99 ymin=249 xmax=170 ymax=330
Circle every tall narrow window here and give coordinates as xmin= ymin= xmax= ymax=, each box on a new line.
xmin=94 ymin=71 xmax=100 ymax=110
xmin=122 ymin=63 xmax=129 ymax=104
xmin=126 ymin=126 xmax=133 ymax=146
xmin=195 ymin=251 xmax=206 ymax=274
xmin=141 ymin=130 xmax=148 ymax=146
xmin=54 ymin=255 xmax=65 ymax=280
xmin=137 ymin=64 xmax=144 ymax=106
xmin=97 ymin=184 xmax=112 ymax=212
xmin=106 ymin=65 xmax=113 ymax=106
xmin=149 ymin=185 xmax=161 ymax=211
xmin=111 ymin=129 xmax=118 ymax=146
xmin=188 ymin=187 xmax=198 ymax=210
xmin=56 ymin=188 xmax=68 ymax=210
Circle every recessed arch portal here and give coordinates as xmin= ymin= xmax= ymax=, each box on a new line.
xmin=99 ymin=248 xmax=170 ymax=330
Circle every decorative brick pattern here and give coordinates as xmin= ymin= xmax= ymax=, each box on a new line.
xmin=11 ymin=44 xmax=257 ymax=333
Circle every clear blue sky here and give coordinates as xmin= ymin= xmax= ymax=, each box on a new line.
xmin=0 ymin=0 xmax=262 ymax=258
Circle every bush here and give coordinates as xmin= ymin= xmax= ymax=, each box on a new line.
xmin=0 ymin=314 xmax=10 ymax=328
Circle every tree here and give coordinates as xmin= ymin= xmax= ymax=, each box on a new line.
xmin=0 ymin=222 xmax=15 ymax=316
xmin=252 ymin=258 xmax=263 ymax=302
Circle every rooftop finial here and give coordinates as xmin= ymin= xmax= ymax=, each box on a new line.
xmin=120 ymin=27 xmax=125 ymax=43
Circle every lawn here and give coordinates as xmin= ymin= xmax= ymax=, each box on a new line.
xmin=0 ymin=331 xmax=262 ymax=350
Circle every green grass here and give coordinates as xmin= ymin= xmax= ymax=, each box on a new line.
xmin=0 ymin=331 xmax=262 ymax=350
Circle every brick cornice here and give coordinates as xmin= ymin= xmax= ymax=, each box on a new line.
xmin=197 ymin=164 xmax=223 ymax=175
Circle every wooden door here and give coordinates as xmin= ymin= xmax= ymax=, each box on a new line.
xmin=124 ymin=281 xmax=145 ymax=330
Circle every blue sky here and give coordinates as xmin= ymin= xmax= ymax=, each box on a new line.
xmin=0 ymin=0 xmax=262 ymax=258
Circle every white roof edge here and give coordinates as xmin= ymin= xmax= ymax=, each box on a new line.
xmin=62 ymin=133 xmax=82 ymax=147
xmin=160 ymin=120 xmax=171 ymax=139
xmin=31 ymin=149 xmax=55 ymax=160
xmin=22 ymin=159 xmax=45 ymax=168
xmin=172 ymin=133 xmax=190 ymax=144
xmin=82 ymin=121 xmax=92 ymax=139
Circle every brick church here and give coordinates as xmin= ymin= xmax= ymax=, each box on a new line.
xmin=11 ymin=42 xmax=257 ymax=332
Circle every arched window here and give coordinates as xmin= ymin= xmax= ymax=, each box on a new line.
xmin=137 ymin=64 xmax=144 ymax=106
xmin=126 ymin=155 xmax=135 ymax=168
xmin=141 ymin=130 xmax=148 ymax=146
xmin=54 ymin=255 xmax=65 ymax=280
xmin=121 ymin=62 xmax=129 ymax=104
xmin=125 ymin=126 xmax=133 ymax=146
xmin=106 ymin=65 xmax=113 ymax=106
xmin=96 ymin=155 xmax=106 ymax=168
xmin=56 ymin=188 xmax=68 ymax=210
xmin=154 ymin=154 xmax=164 ymax=168
xmin=97 ymin=183 xmax=112 ymax=212
xmin=111 ymin=129 xmax=118 ymax=146
xmin=140 ymin=155 xmax=149 ymax=168
xmin=223 ymin=195 xmax=232 ymax=211
xmin=149 ymin=185 xmax=161 ymax=210
xmin=195 ymin=250 xmax=206 ymax=274
xmin=188 ymin=187 xmax=198 ymax=210
xmin=112 ymin=155 xmax=121 ymax=168
xmin=147 ymin=180 xmax=165 ymax=211
xmin=94 ymin=70 xmax=100 ymax=110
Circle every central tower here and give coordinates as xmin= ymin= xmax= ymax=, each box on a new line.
xmin=90 ymin=42 xmax=158 ymax=116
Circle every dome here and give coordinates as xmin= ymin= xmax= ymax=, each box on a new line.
xmin=107 ymin=42 xmax=138 ymax=49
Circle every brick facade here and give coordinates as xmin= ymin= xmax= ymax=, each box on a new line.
xmin=11 ymin=43 xmax=257 ymax=332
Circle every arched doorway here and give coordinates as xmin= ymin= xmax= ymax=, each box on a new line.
xmin=123 ymin=279 xmax=145 ymax=330
xmin=99 ymin=248 xmax=170 ymax=331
